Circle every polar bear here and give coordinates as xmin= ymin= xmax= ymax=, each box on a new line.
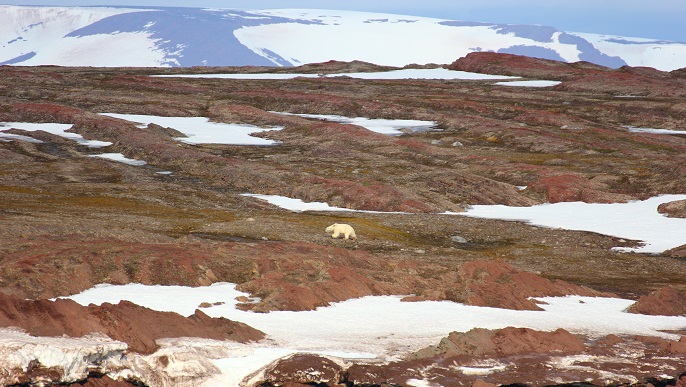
xmin=325 ymin=223 xmax=357 ymax=240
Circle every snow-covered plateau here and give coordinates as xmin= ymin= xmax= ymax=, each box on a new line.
xmin=1 ymin=5 xmax=686 ymax=70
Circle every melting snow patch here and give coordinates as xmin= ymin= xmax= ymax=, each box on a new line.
xmin=100 ymin=113 xmax=283 ymax=146
xmin=332 ymin=68 xmax=518 ymax=80
xmin=272 ymin=112 xmax=437 ymax=135
xmin=0 ymin=122 xmax=112 ymax=148
xmin=406 ymin=379 xmax=441 ymax=387
xmin=241 ymin=193 xmax=407 ymax=213
xmin=0 ymin=328 xmax=127 ymax=384
xmin=242 ymin=194 xmax=357 ymax=212
xmin=0 ymin=132 xmax=44 ymax=143
xmin=153 ymin=68 xmax=519 ymax=81
xmin=456 ymin=194 xmax=686 ymax=254
xmin=550 ymin=354 xmax=639 ymax=384
xmin=494 ymin=80 xmax=561 ymax=87
xmin=458 ymin=364 xmax=507 ymax=375
xmin=89 ymin=153 xmax=147 ymax=166
xmin=624 ymin=125 xmax=686 ymax=135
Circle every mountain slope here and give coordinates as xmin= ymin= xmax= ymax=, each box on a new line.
xmin=1 ymin=5 xmax=685 ymax=70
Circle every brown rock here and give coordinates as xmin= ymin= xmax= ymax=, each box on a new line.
xmin=260 ymin=354 xmax=344 ymax=385
xmin=666 ymin=244 xmax=686 ymax=258
xmin=666 ymin=336 xmax=686 ymax=354
xmin=416 ymin=327 xmax=585 ymax=359
xmin=658 ymin=199 xmax=686 ymax=218
xmin=65 ymin=375 xmax=139 ymax=386
xmin=472 ymin=379 xmax=498 ymax=387
xmin=628 ymin=286 xmax=686 ymax=316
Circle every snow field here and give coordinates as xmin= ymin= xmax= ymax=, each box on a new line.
xmin=58 ymin=282 xmax=686 ymax=385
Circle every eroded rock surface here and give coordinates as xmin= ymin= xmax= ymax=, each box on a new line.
xmin=2 ymin=54 xmax=686 ymax=386
xmin=658 ymin=199 xmax=686 ymax=218
xmin=628 ymin=286 xmax=686 ymax=316
xmin=0 ymin=294 xmax=264 ymax=354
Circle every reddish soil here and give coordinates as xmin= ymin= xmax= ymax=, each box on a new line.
xmin=2 ymin=53 xmax=686 ymax=386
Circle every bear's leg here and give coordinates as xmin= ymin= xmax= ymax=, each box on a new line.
xmin=332 ymin=231 xmax=340 ymax=238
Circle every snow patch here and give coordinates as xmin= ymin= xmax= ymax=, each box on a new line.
xmin=100 ymin=113 xmax=283 ymax=146
xmin=624 ymin=125 xmax=686 ymax=135
xmin=494 ymin=80 xmax=562 ymax=87
xmin=153 ymin=68 xmax=519 ymax=81
xmin=271 ymin=112 xmax=437 ymax=135
xmin=89 ymin=153 xmax=147 ymax=166
xmin=241 ymin=193 xmax=407 ymax=214
xmin=456 ymin=194 xmax=686 ymax=254
xmin=0 ymin=121 xmax=112 ymax=148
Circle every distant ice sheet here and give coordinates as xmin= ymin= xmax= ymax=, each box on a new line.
xmin=153 ymin=68 xmax=519 ymax=81
xmin=100 ymin=113 xmax=283 ymax=145
xmin=457 ymin=194 xmax=686 ymax=254
xmin=0 ymin=122 xmax=112 ymax=148
xmin=272 ymin=112 xmax=436 ymax=135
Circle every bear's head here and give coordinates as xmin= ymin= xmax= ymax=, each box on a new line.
xmin=325 ymin=224 xmax=337 ymax=233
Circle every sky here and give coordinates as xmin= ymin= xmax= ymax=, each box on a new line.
xmin=2 ymin=0 xmax=685 ymax=42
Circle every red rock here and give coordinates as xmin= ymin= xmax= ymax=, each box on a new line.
xmin=416 ymin=327 xmax=585 ymax=358
xmin=529 ymin=173 xmax=632 ymax=203
xmin=628 ymin=286 xmax=686 ymax=316
xmin=0 ymin=293 xmax=264 ymax=354
xmin=458 ymin=260 xmax=611 ymax=310
xmin=666 ymin=336 xmax=686 ymax=354
xmin=448 ymin=52 xmax=599 ymax=80
xmin=450 ymin=52 xmax=686 ymax=98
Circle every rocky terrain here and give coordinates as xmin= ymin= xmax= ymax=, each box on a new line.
xmin=1 ymin=52 xmax=686 ymax=386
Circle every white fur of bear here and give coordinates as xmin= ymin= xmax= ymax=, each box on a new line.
xmin=325 ymin=223 xmax=357 ymax=240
